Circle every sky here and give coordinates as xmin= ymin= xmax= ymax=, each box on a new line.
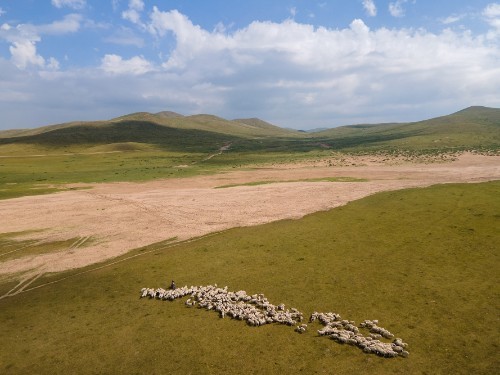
xmin=0 ymin=1 xmax=499 ymax=130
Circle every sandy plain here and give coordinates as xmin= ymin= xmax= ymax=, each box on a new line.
xmin=0 ymin=153 xmax=498 ymax=279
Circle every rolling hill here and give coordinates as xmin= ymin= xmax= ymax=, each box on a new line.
xmin=313 ymin=106 xmax=500 ymax=151
xmin=0 ymin=106 xmax=499 ymax=154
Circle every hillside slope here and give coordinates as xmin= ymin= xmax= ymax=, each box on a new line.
xmin=313 ymin=106 xmax=500 ymax=150
xmin=0 ymin=106 xmax=498 ymax=153
xmin=108 ymin=112 xmax=297 ymax=138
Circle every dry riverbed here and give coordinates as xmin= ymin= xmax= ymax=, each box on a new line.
xmin=0 ymin=153 xmax=498 ymax=279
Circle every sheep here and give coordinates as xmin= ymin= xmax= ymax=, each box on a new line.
xmin=155 ymin=284 xmax=306 ymax=328
xmin=309 ymin=312 xmax=409 ymax=359
xmin=295 ymin=324 xmax=307 ymax=333
xmin=139 ymin=285 xmax=408 ymax=359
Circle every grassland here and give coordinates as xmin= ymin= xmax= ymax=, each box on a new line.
xmin=0 ymin=149 xmax=205 ymax=199
xmin=0 ymin=106 xmax=498 ymax=373
xmin=215 ymin=176 xmax=367 ymax=188
xmin=0 ymin=146 xmax=337 ymax=199
xmin=315 ymin=106 xmax=500 ymax=152
xmin=0 ymin=233 xmax=97 ymax=262
xmin=0 ymin=106 xmax=498 ymax=200
xmin=0 ymin=181 xmax=498 ymax=374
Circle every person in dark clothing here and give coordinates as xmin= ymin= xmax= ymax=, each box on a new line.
xmin=170 ymin=280 xmax=176 ymax=290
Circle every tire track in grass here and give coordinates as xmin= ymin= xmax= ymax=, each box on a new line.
xmin=0 ymin=271 xmax=45 ymax=299
xmin=0 ymin=236 xmax=93 ymax=299
xmin=68 ymin=236 xmax=91 ymax=252
xmin=0 ymin=230 xmax=227 ymax=299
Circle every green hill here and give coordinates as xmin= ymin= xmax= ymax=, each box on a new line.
xmin=106 ymin=112 xmax=297 ymax=138
xmin=0 ymin=106 xmax=498 ymax=156
xmin=313 ymin=106 xmax=500 ymax=151
xmin=232 ymin=117 xmax=301 ymax=136
xmin=0 ymin=106 xmax=498 ymax=200
xmin=0 ymin=120 xmax=235 ymax=153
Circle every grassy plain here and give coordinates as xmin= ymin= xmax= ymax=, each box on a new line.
xmin=1 ymin=106 xmax=499 ymax=200
xmin=0 ymin=106 xmax=498 ymax=372
xmin=0 ymin=233 xmax=96 ymax=262
xmin=0 ymin=142 xmax=335 ymax=200
xmin=215 ymin=176 xmax=367 ymax=189
xmin=0 ymin=181 xmax=498 ymax=374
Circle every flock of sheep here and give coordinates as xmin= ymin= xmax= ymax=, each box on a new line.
xmin=141 ymin=284 xmax=304 ymax=327
xmin=311 ymin=312 xmax=409 ymax=358
xmin=140 ymin=284 xmax=409 ymax=359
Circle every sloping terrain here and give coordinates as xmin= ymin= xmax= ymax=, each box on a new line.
xmin=0 ymin=121 xmax=234 ymax=153
xmin=314 ymin=106 xmax=500 ymax=151
xmin=1 ymin=106 xmax=499 ymax=153
xmin=0 ymin=180 xmax=498 ymax=374
xmin=0 ymin=107 xmax=498 ymax=374
xmin=0 ymin=106 xmax=498 ymax=201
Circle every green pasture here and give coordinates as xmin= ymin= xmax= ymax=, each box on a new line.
xmin=0 ymin=141 xmax=335 ymax=200
xmin=0 ymin=233 xmax=96 ymax=262
xmin=0 ymin=150 xmax=196 ymax=199
xmin=1 ymin=181 xmax=498 ymax=374
xmin=215 ymin=176 xmax=367 ymax=189
xmin=315 ymin=106 xmax=500 ymax=152
xmin=1 ymin=105 xmax=498 ymax=200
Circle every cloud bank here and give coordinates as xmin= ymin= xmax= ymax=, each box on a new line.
xmin=0 ymin=4 xmax=499 ymax=129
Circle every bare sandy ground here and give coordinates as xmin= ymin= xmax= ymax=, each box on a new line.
xmin=0 ymin=153 xmax=498 ymax=279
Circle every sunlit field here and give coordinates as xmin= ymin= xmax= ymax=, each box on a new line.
xmin=1 ymin=181 xmax=498 ymax=374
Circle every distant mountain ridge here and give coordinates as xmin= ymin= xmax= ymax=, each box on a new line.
xmin=0 ymin=111 xmax=296 ymax=140
xmin=0 ymin=106 xmax=498 ymax=152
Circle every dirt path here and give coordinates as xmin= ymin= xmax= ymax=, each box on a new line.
xmin=201 ymin=142 xmax=232 ymax=161
xmin=0 ymin=153 xmax=498 ymax=278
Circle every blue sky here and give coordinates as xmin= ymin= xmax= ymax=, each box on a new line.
xmin=0 ymin=1 xmax=499 ymax=130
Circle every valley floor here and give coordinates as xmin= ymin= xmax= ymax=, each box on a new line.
xmin=0 ymin=152 xmax=498 ymax=279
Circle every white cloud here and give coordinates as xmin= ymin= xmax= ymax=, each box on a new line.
xmin=0 ymin=15 xmax=81 ymax=70
xmin=148 ymin=8 xmax=219 ymax=70
xmin=483 ymin=3 xmax=500 ymax=37
xmin=9 ymin=40 xmax=45 ymax=69
xmin=122 ymin=0 xmax=145 ymax=25
xmin=51 ymin=0 xmax=86 ymax=10
xmin=389 ymin=0 xmax=410 ymax=18
xmin=441 ymin=14 xmax=465 ymax=25
xmin=362 ymin=0 xmax=377 ymax=17
xmin=37 ymin=14 xmax=82 ymax=35
xmin=0 ymin=7 xmax=6 ymax=17
xmin=0 ymin=14 xmax=82 ymax=43
xmin=101 ymin=54 xmax=153 ymax=75
xmin=47 ymin=57 xmax=60 ymax=70
xmin=483 ymin=3 xmax=500 ymax=18
xmin=129 ymin=0 xmax=144 ymax=10
xmin=1 ymin=8 xmax=500 ymax=129
xmin=143 ymin=10 xmax=500 ymax=125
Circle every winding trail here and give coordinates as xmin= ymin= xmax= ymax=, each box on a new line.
xmin=201 ymin=142 xmax=232 ymax=161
